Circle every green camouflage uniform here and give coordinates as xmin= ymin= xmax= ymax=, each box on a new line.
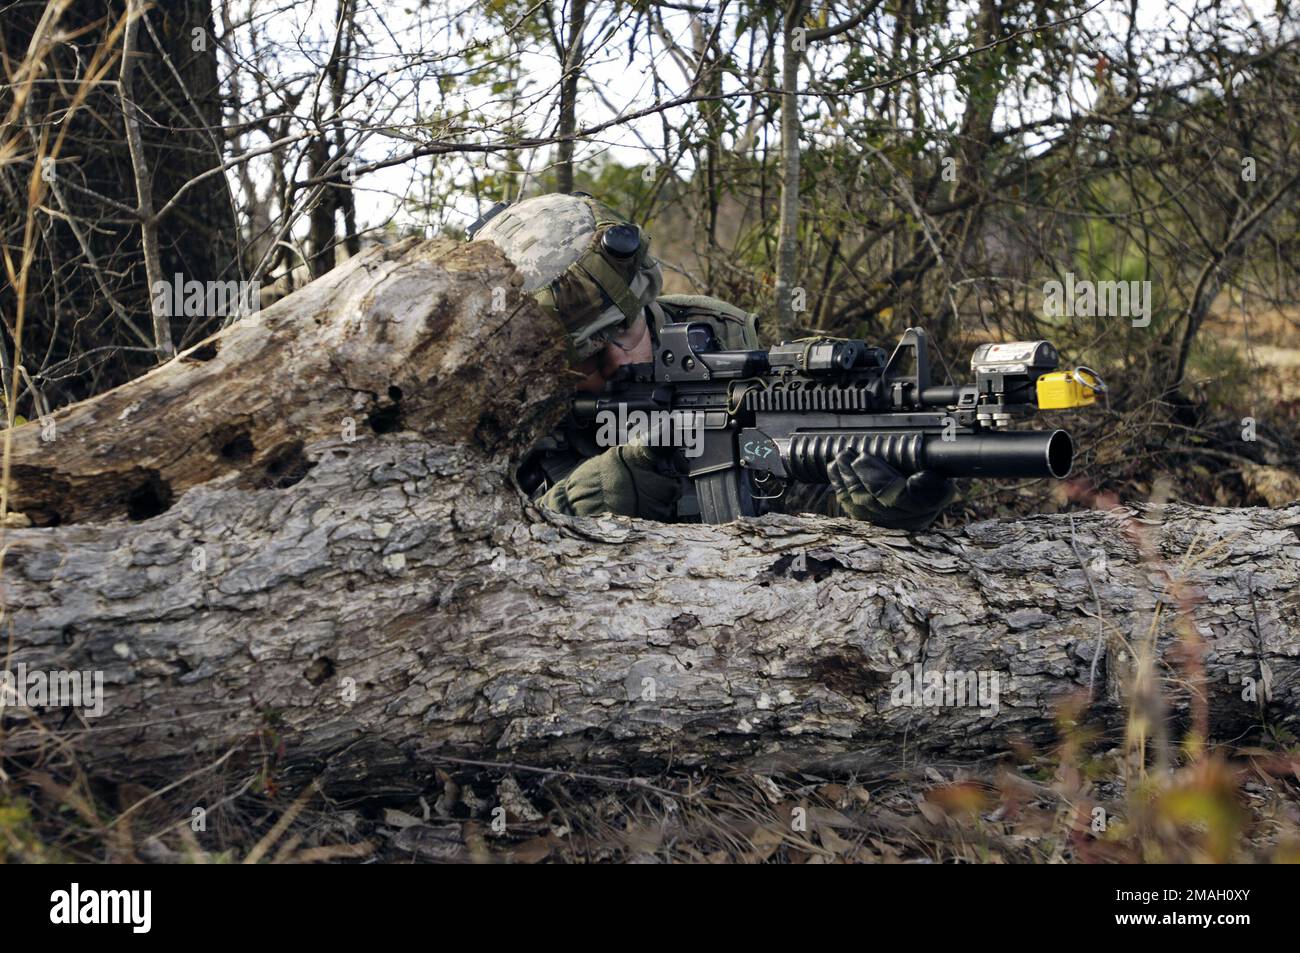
xmin=474 ymin=193 xmax=955 ymax=529
xmin=520 ymin=294 xmax=763 ymax=522
xmin=520 ymin=294 xmax=955 ymax=528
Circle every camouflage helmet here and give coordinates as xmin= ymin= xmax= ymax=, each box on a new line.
xmin=468 ymin=193 xmax=662 ymax=363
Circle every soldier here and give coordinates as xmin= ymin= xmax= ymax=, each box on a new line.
xmin=471 ymin=192 xmax=954 ymax=529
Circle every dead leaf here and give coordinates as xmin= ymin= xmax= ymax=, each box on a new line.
xmin=917 ymin=800 xmax=946 ymax=825
xmin=384 ymin=808 xmax=423 ymax=829
xmin=1241 ymin=464 xmax=1300 ymax=506
xmin=818 ymin=825 xmax=856 ymax=854
xmin=509 ymin=834 xmax=557 ymax=864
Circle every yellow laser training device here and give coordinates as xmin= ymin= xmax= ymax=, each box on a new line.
xmin=1036 ymin=366 xmax=1105 ymax=410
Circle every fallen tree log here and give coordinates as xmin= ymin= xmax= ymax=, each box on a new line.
xmin=3 ymin=238 xmax=1298 ymax=796
xmin=2 ymin=239 xmax=566 ymax=526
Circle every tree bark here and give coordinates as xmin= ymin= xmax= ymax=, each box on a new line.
xmin=3 ymin=238 xmax=1298 ymax=797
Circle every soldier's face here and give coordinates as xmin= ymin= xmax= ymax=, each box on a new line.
xmin=574 ymin=315 xmax=652 ymax=391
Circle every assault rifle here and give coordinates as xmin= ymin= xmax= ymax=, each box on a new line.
xmin=572 ymin=323 xmax=1105 ymax=523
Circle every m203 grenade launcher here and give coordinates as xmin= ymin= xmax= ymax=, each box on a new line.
xmin=573 ymin=324 xmax=1105 ymax=523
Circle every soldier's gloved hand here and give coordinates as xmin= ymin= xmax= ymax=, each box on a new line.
xmin=538 ymin=444 xmax=681 ymax=521
xmin=828 ymin=449 xmax=955 ymax=530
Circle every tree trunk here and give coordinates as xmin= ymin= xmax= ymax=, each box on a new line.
xmin=4 ymin=238 xmax=1298 ymax=797
xmin=2 ymin=0 xmax=238 ymax=403
xmin=120 ymin=0 xmax=173 ymax=360
xmin=553 ymin=0 xmax=587 ymax=195
xmin=774 ymin=0 xmax=806 ymax=339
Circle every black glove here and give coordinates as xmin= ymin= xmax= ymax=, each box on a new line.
xmin=828 ymin=450 xmax=955 ymax=530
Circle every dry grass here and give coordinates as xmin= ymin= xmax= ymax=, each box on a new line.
xmin=5 ymin=724 xmax=1297 ymax=864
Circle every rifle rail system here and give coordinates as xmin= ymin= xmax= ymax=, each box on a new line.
xmin=573 ymin=323 xmax=1103 ymax=523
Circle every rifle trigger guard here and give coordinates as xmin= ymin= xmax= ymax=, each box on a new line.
xmin=738 ymin=428 xmax=787 ymax=479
